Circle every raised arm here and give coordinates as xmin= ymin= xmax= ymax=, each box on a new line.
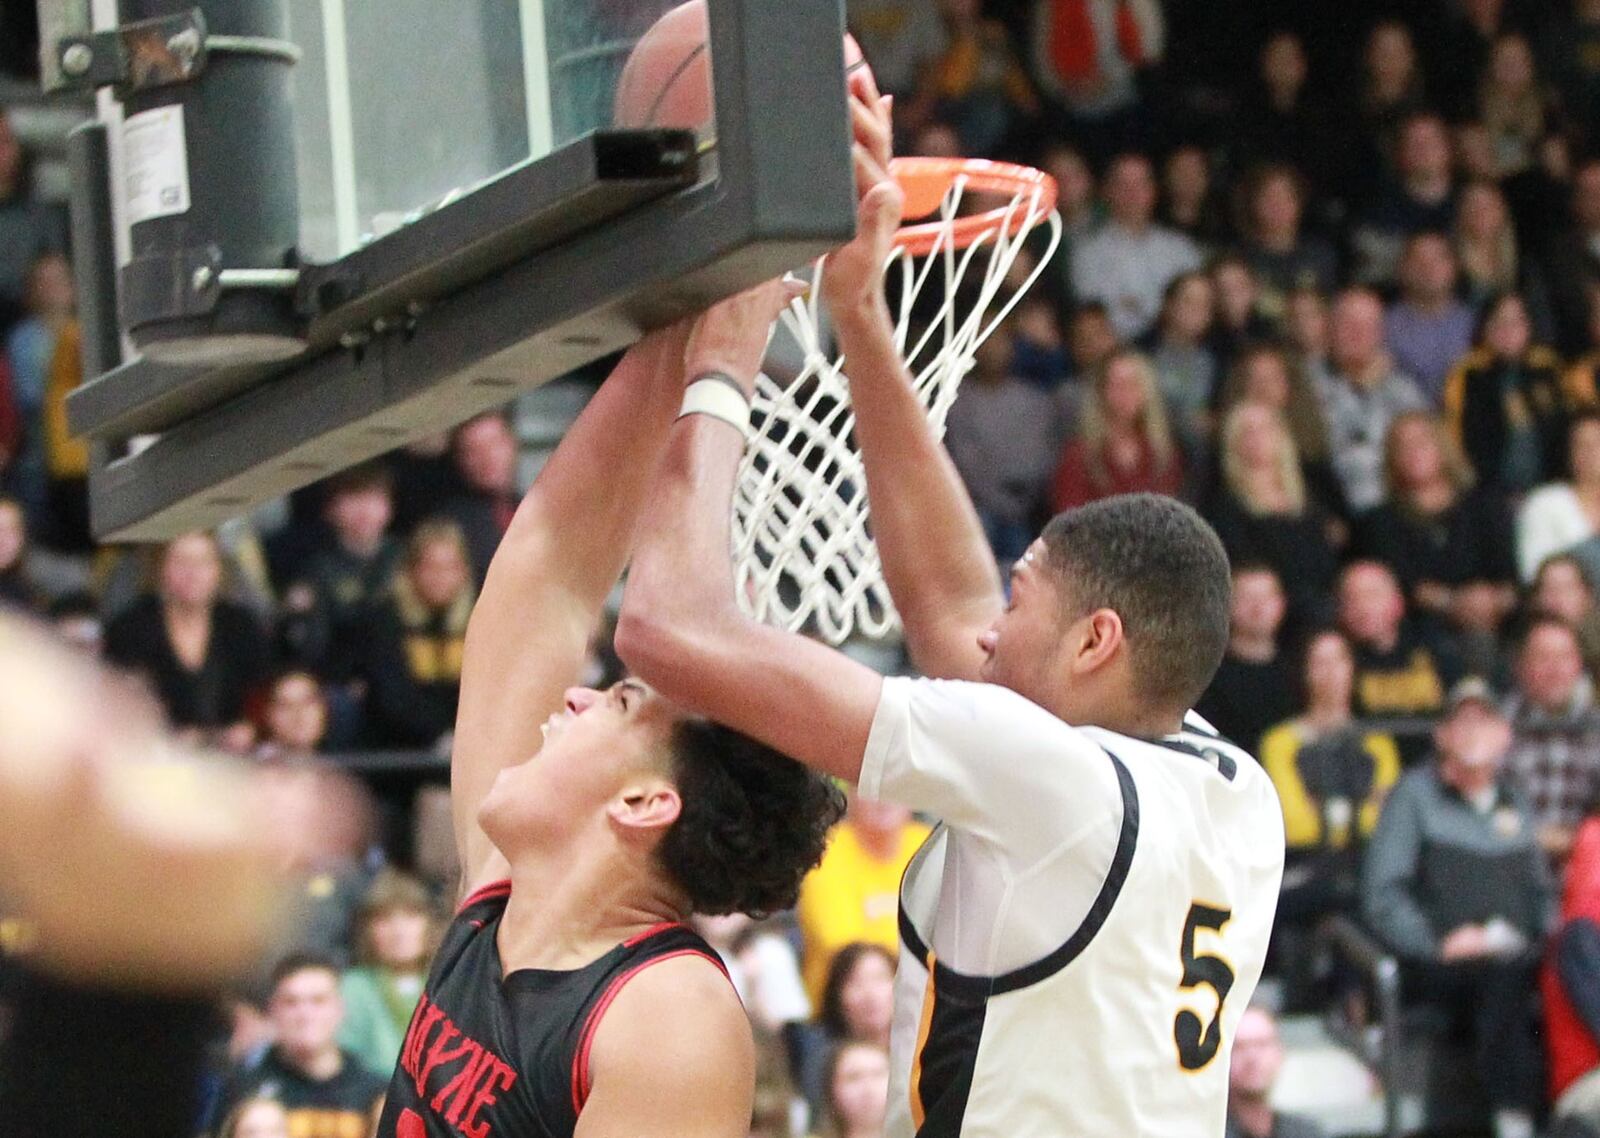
xmin=821 ymin=86 xmax=1004 ymax=680
xmin=451 ymin=324 xmax=690 ymax=894
xmin=616 ymin=283 xmax=882 ymax=786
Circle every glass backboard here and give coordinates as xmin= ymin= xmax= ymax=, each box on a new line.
xmin=46 ymin=0 xmax=854 ymax=540
xmin=287 ymin=0 xmax=716 ymax=262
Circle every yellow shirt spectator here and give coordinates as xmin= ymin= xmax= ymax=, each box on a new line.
xmin=1259 ymin=720 xmax=1402 ymax=849
xmin=796 ymin=798 xmax=929 ymax=1005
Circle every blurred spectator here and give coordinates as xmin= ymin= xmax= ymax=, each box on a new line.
xmin=695 ymin=912 xmax=811 ymax=1039
xmin=1479 ymin=33 xmax=1551 ymax=180
xmin=1566 ymin=293 xmax=1600 ymax=422
xmin=1031 ymin=0 xmax=1163 ymax=160
xmin=1261 ymin=628 xmax=1402 ymax=989
xmin=796 ymin=795 xmax=929 ymax=1006
xmin=442 ymin=411 xmax=520 ymax=585
xmin=1533 ymin=553 xmax=1600 ymax=681
xmin=1194 ymin=562 xmax=1297 ymax=755
xmin=1357 ymin=413 xmax=1517 ymax=660
xmin=1541 ymin=159 xmax=1600 ymax=357
xmin=1217 ymin=342 xmax=1339 ymax=513
xmin=1361 ymin=679 xmax=1552 ymax=1137
xmin=1239 ymin=164 xmax=1338 ymax=323
xmin=5 ymin=251 xmax=75 ymax=535
xmin=1007 ymin=296 xmax=1069 ymax=389
xmin=359 ymin=519 xmax=474 ymax=748
xmin=1503 ymin=616 xmax=1600 ymax=864
xmin=1427 ymin=0 xmax=1510 ymax=124
xmin=1539 ymin=0 xmax=1600 ymax=153
xmin=263 ymin=760 xmax=379 ymax=965
xmin=0 ymin=494 xmax=39 ymax=611
xmin=944 ymin=323 xmax=1058 ymax=564
xmin=845 ymin=0 xmax=947 ymax=100
xmin=104 ymin=532 xmax=273 ymax=750
xmin=216 ymin=1097 xmax=291 ymax=1138
xmin=1050 ymin=349 xmax=1183 ymax=510
xmin=1313 ymin=288 xmax=1428 ymax=515
xmin=1543 ymin=809 xmax=1600 ymax=1133
xmin=277 ymin=462 xmax=402 ymax=682
xmin=1444 ymin=291 xmax=1585 ymax=495
xmin=1225 ymin=1006 xmax=1327 ymax=1138
xmin=338 ymin=870 xmax=436 ymax=1078
xmin=1455 ymin=180 xmax=1521 ymax=304
xmin=1284 ymin=285 xmax=1331 ymax=377
xmin=819 ymin=943 xmax=896 ymax=1052
xmin=749 ymin=1027 xmax=803 ymax=1138
xmin=1036 ymin=144 xmax=1101 ymax=311
xmin=255 ymin=670 xmax=330 ymax=762
xmin=389 ymin=431 xmax=456 ymax=535
xmin=1144 ymin=270 xmax=1218 ymax=455
xmin=1338 ymin=559 xmax=1459 ymax=724
xmin=1518 ymin=412 xmax=1600 ymax=583
xmin=1071 ymin=153 xmax=1202 ymax=340
xmin=47 ymin=590 xmax=102 ymax=656
xmin=39 ymin=314 xmax=89 ymax=551
xmin=1357 ymin=22 xmax=1430 ymax=184
xmin=1064 ymin=300 xmax=1118 ymax=389
xmin=1207 ymin=254 xmax=1275 ymax=372
xmin=1160 ymin=144 xmax=1230 ymax=250
xmin=1352 ymin=112 xmax=1457 ymax=286
xmin=1206 ymin=404 xmax=1339 ymax=625
xmin=1236 ymin=31 xmax=1333 ymax=205
xmin=901 ymin=0 xmax=1036 ymax=157
xmin=819 ymin=1040 xmax=890 ymax=1138
xmin=211 ymin=953 xmax=387 ymax=1135
xmin=0 ymin=111 xmax=67 ymax=332
xmin=1385 ymin=233 xmax=1477 ymax=405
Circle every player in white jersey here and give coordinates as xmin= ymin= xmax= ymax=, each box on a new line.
xmin=615 ymin=81 xmax=1284 ymax=1137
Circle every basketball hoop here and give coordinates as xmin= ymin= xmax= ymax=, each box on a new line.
xmin=734 ymin=156 xmax=1061 ymax=645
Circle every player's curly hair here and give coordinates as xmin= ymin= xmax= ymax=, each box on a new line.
xmin=656 ymin=718 xmax=846 ymax=918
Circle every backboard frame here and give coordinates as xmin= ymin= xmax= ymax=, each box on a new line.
xmin=50 ymin=0 xmax=857 ymax=541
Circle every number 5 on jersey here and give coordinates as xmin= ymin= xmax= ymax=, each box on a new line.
xmin=1175 ymin=902 xmax=1235 ymax=1071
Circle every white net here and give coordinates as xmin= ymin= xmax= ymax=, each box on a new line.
xmin=733 ymin=169 xmax=1062 ymax=645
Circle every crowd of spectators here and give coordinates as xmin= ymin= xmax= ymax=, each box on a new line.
xmin=13 ymin=0 xmax=1600 ymax=1134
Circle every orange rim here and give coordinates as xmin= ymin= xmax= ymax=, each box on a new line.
xmin=889 ymin=157 xmax=1058 ymax=258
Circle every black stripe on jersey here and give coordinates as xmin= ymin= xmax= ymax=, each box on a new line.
xmin=912 ymin=979 xmax=987 ymax=1138
xmin=1158 ymin=736 xmax=1239 ymax=782
xmin=897 ymin=750 xmax=1140 ymax=1000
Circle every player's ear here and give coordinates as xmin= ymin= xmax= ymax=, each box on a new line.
xmin=609 ymin=781 xmax=682 ymax=835
xmin=1070 ymin=608 xmax=1124 ymax=675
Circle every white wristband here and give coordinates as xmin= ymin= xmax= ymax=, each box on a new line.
xmin=679 ymin=375 xmax=751 ymax=437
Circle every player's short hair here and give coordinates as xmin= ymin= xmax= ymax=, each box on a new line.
xmin=268 ymin=951 xmax=340 ymax=994
xmin=657 ymin=719 xmax=845 ymax=918
xmin=1039 ymin=494 xmax=1232 ymax=710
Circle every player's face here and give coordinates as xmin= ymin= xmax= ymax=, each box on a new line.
xmin=978 ymin=540 xmax=1068 ymax=700
xmin=479 ymin=680 xmax=682 ymax=853
xmin=268 ymin=967 xmax=344 ymax=1056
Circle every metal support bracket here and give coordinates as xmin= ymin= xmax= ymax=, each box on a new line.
xmin=54 ymin=9 xmax=301 ymax=94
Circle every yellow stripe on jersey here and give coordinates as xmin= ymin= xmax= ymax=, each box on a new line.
xmin=909 ymin=960 xmax=938 ymax=1129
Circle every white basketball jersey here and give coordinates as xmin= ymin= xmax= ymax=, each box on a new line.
xmin=857 ymin=677 xmax=1285 ymax=1138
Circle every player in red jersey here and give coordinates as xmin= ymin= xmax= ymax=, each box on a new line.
xmin=376 ymin=300 xmax=843 ymax=1138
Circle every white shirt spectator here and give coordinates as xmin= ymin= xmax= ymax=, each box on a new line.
xmin=1517 ymin=483 xmax=1599 ymax=582
xmin=1071 ymin=223 xmax=1202 ymax=340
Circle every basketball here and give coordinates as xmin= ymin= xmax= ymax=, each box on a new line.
xmin=614 ymin=0 xmax=871 ymax=129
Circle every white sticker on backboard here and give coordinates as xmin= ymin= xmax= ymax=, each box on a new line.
xmin=123 ymin=105 xmax=191 ymax=225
